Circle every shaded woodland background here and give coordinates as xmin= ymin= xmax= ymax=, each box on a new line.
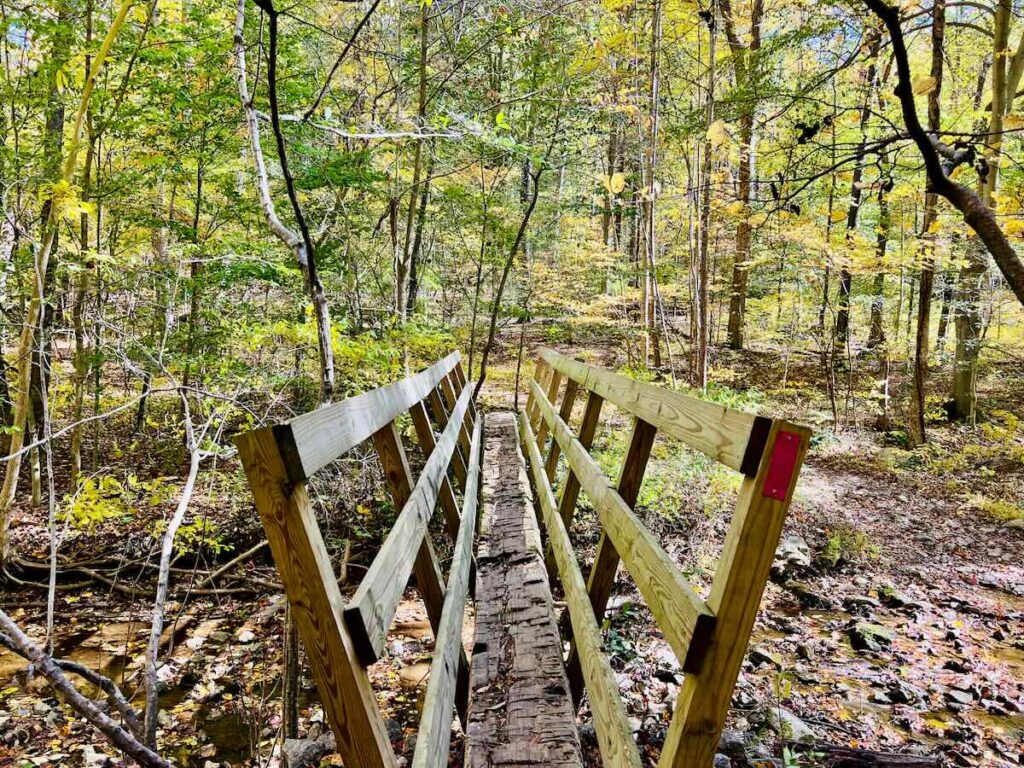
xmin=0 ymin=0 xmax=1022 ymax=765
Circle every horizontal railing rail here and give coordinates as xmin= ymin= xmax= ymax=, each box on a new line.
xmin=235 ymin=353 xmax=480 ymax=768
xmin=521 ymin=349 xmax=810 ymax=768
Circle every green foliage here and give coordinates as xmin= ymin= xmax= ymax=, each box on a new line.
xmin=818 ymin=523 xmax=878 ymax=570
xmin=153 ymin=517 xmax=231 ymax=557
xmin=967 ymin=494 xmax=1024 ymax=522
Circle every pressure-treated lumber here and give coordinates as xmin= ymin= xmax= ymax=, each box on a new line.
xmin=544 ymin=389 xmax=603 ymax=582
xmin=659 ymin=420 xmax=810 ymax=768
xmin=530 ymin=379 xmax=715 ymax=673
xmin=234 ymin=428 xmax=397 ymax=768
xmin=438 ymin=373 xmax=473 ymax=461
xmin=540 ymin=349 xmax=758 ymax=473
xmin=526 ymin=358 xmax=551 ymax=432
xmin=534 ymin=368 xmax=563 ymax=449
xmin=271 ymin=352 xmax=460 ymax=482
xmin=412 ymin=417 xmax=483 ymax=768
xmin=566 ymin=416 xmax=657 ymax=704
xmin=345 ymin=386 xmax=473 ymax=666
xmin=544 ymin=378 xmax=579 ymax=481
xmin=426 ymin=388 xmax=468 ymax=487
xmin=408 ymin=399 xmax=462 ymax=538
xmin=519 ymin=411 xmax=641 ymax=768
xmin=466 ymin=412 xmax=582 ymax=768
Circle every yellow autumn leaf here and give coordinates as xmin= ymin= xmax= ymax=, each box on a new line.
xmin=831 ymin=210 xmax=847 ymax=223
xmin=748 ymin=212 xmax=768 ymax=227
xmin=725 ymin=200 xmax=745 ymax=216
xmin=609 ymin=172 xmax=626 ymax=194
xmin=707 ymin=119 xmax=730 ymax=148
xmin=913 ymin=76 xmax=937 ymax=95
xmin=928 ymin=219 xmax=942 ymax=234
xmin=1005 ymin=113 xmax=1024 ymax=130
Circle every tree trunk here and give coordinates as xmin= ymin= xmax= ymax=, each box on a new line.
xmin=722 ymin=0 xmax=762 ymax=351
xmin=693 ymin=5 xmax=715 ymax=389
xmin=951 ymin=0 xmax=1010 ymax=421
xmin=908 ymin=0 xmax=944 ymax=447
xmin=0 ymin=0 xmax=131 ymax=560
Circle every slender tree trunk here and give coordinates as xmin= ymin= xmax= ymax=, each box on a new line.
xmin=721 ymin=0 xmax=762 ymax=350
xmin=399 ymin=1 xmax=430 ymax=322
xmin=693 ymin=5 xmax=715 ymax=389
xmin=868 ymin=177 xmax=891 ymax=349
xmin=0 ymin=0 xmax=132 ymax=560
xmin=908 ymin=0 xmax=944 ymax=447
xmin=951 ymin=0 xmax=1009 ymax=421
xmin=643 ymin=0 xmax=663 ymax=368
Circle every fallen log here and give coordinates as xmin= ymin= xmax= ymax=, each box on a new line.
xmin=792 ymin=743 xmax=940 ymax=767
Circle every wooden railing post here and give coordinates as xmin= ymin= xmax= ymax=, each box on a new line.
xmin=534 ymin=367 xmax=563 ymax=451
xmin=565 ymin=416 xmax=657 ymax=705
xmin=368 ymin=422 xmax=471 ymax=725
xmin=438 ymin=374 xmax=473 ymax=462
xmin=659 ymin=421 xmax=810 ymax=768
xmin=426 ymin=388 xmax=468 ymax=488
xmin=235 ymin=430 xmax=397 ymax=768
xmin=526 ymin=358 xmax=551 ymax=431
xmin=544 ymin=378 xmax=579 ymax=481
xmin=543 ymin=390 xmax=603 ymax=583
xmin=409 ymin=400 xmax=462 ymax=539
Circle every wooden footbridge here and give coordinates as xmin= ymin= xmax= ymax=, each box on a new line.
xmin=235 ymin=350 xmax=810 ymax=768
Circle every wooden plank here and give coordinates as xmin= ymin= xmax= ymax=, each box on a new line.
xmin=465 ymin=412 xmax=581 ymax=768
xmin=534 ymin=369 xmax=563 ymax=451
xmin=358 ymin=421 xmax=446 ymax=661
xmin=527 ymin=359 xmax=551 ymax=432
xmin=438 ymin=374 xmax=473 ymax=463
xmin=426 ymin=388 xmax=468 ymax=487
xmin=454 ymin=360 xmax=478 ymax=420
xmin=344 ymin=385 xmax=473 ymax=674
xmin=530 ymin=379 xmax=715 ymax=673
xmin=519 ymin=411 xmax=641 ymax=768
xmin=544 ymin=378 xmax=579 ymax=482
xmin=412 ymin=417 xmax=483 ymax=768
xmin=543 ymin=390 xmax=603 ymax=583
xmin=409 ymin=400 xmax=462 ymax=539
xmin=539 ymin=349 xmax=758 ymax=473
xmin=658 ymin=421 xmax=810 ymax=768
xmin=235 ymin=429 xmax=397 ymax=768
xmin=272 ymin=352 xmax=461 ymax=482
xmin=566 ymin=417 xmax=657 ymax=704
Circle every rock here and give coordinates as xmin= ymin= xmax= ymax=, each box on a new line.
xmin=713 ymin=755 xmax=732 ymax=768
xmin=81 ymin=745 xmax=110 ymax=768
xmin=887 ymin=678 xmax=927 ymax=706
xmin=717 ymin=729 xmax=754 ymax=759
xmin=943 ymin=658 xmax=973 ymax=673
xmin=748 ymin=647 xmax=784 ymax=670
xmin=283 ymin=735 xmax=333 ymax=768
xmin=766 ymin=707 xmax=815 ymax=743
xmin=945 ymin=689 xmax=974 ymax=709
xmin=843 ymin=595 xmax=881 ymax=615
xmin=1003 ymin=518 xmax=1024 ymax=530
xmin=786 ymin=582 xmax=834 ymax=611
xmin=235 ymin=628 xmax=255 ymax=644
xmin=849 ymin=622 xmax=894 ymax=652
xmin=773 ymin=534 xmax=811 ymax=577
xmin=208 ymin=631 xmax=230 ymax=644
xmin=796 ymin=643 xmax=815 ymax=661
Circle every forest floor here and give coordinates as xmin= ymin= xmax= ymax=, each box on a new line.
xmin=1 ymin=328 xmax=1022 ymax=768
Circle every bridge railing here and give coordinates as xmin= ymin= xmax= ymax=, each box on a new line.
xmin=519 ymin=348 xmax=810 ymax=768
xmin=235 ymin=353 xmax=481 ymax=768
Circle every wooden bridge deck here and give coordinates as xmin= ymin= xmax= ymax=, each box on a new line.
xmin=466 ymin=411 xmax=583 ymax=768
